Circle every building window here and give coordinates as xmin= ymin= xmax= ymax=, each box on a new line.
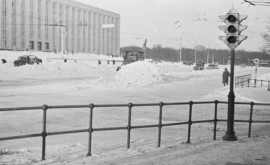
xmin=45 ymin=42 xmax=49 ymax=50
xmin=37 ymin=42 xmax=42 ymax=51
xmin=29 ymin=41 xmax=34 ymax=50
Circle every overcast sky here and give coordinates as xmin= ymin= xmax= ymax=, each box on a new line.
xmin=74 ymin=0 xmax=270 ymax=52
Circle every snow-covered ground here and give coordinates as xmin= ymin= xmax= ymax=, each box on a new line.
xmin=1 ymin=51 xmax=270 ymax=165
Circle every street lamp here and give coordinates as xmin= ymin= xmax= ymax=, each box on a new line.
xmin=194 ymin=38 xmax=199 ymax=64
xmin=175 ymin=21 xmax=182 ymax=63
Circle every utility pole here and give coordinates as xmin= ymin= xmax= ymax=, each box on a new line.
xmin=175 ymin=21 xmax=182 ymax=63
xmin=179 ymin=37 xmax=182 ymax=63
xmin=194 ymin=49 xmax=197 ymax=64
xmin=207 ymin=51 xmax=209 ymax=64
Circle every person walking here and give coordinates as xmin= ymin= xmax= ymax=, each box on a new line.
xmin=222 ymin=68 xmax=230 ymax=86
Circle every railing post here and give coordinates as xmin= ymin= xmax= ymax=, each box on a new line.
xmin=248 ymin=78 xmax=250 ymax=88
xmin=213 ymin=100 xmax=218 ymax=140
xmin=41 ymin=105 xmax=48 ymax=161
xmin=268 ymin=81 xmax=270 ymax=91
xmin=127 ymin=103 xmax=133 ymax=149
xmin=248 ymin=102 xmax=254 ymax=138
xmin=87 ymin=103 xmax=94 ymax=157
xmin=261 ymin=80 xmax=263 ymax=87
xmin=187 ymin=101 xmax=193 ymax=143
xmin=254 ymin=79 xmax=256 ymax=88
xmin=158 ymin=102 xmax=164 ymax=147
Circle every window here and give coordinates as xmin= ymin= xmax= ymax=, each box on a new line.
xmin=45 ymin=42 xmax=49 ymax=50
xmin=29 ymin=41 xmax=34 ymax=50
xmin=37 ymin=42 xmax=42 ymax=50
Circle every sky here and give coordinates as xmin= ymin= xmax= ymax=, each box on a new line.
xmin=72 ymin=0 xmax=267 ymax=51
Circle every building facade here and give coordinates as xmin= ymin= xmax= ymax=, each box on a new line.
xmin=0 ymin=0 xmax=120 ymax=56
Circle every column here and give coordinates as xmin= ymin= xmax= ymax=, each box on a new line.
xmin=116 ymin=17 xmax=120 ymax=56
xmin=103 ymin=15 xmax=108 ymax=55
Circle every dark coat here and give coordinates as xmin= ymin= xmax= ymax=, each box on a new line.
xmin=223 ymin=70 xmax=230 ymax=82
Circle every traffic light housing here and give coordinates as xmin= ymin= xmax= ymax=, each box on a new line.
xmin=218 ymin=8 xmax=247 ymax=49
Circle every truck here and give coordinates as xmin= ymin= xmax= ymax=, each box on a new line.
xmin=193 ymin=62 xmax=205 ymax=70
xmin=116 ymin=51 xmax=144 ymax=71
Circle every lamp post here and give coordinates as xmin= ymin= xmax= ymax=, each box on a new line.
xmin=175 ymin=21 xmax=182 ymax=63
xmin=194 ymin=38 xmax=199 ymax=64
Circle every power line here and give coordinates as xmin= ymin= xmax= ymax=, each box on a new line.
xmin=242 ymin=0 xmax=270 ymax=6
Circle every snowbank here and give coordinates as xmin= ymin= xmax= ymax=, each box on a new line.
xmin=1 ymin=51 xmax=270 ymax=165
xmin=115 ymin=61 xmax=163 ymax=87
xmin=258 ymin=72 xmax=270 ymax=80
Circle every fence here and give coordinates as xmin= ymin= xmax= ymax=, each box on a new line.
xmin=235 ymin=74 xmax=270 ymax=91
xmin=235 ymin=74 xmax=251 ymax=88
xmin=1 ymin=100 xmax=270 ymax=161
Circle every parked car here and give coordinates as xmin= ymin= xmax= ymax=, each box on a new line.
xmin=206 ymin=64 xmax=219 ymax=70
xmin=183 ymin=61 xmax=193 ymax=66
xmin=240 ymin=64 xmax=246 ymax=68
xmin=193 ymin=62 xmax=205 ymax=70
xmin=14 ymin=55 xmax=42 ymax=67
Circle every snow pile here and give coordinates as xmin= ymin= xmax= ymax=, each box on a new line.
xmin=0 ymin=51 xmax=123 ymax=63
xmin=258 ymin=72 xmax=270 ymax=80
xmin=115 ymin=61 xmax=163 ymax=87
xmin=0 ymin=51 xmax=122 ymax=81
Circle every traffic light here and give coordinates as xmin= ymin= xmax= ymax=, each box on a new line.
xmin=218 ymin=8 xmax=248 ymax=49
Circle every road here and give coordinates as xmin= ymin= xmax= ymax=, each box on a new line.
xmin=0 ymin=65 xmax=270 ymax=165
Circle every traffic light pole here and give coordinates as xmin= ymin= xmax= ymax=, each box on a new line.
xmin=223 ymin=48 xmax=237 ymax=141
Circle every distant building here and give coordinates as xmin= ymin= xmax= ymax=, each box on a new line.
xmin=0 ymin=0 xmax=120 ymax=56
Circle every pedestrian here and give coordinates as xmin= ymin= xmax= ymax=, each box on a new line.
xmin=222 ymin=68 xmax=230 ymax=86
xmin=1 ymin=59 xmax=7 ymax=64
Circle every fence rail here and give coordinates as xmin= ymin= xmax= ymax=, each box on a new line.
xmin=1 ymin=100 xmax=270 ymax=161
xmin=235 ymin=74 xmax=270 ymax=91
xmin=235 ymin=74 xmax=251 ymax=87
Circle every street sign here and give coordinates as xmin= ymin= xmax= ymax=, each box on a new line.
xmin=253 ymin=58 xmax=260 ymax=65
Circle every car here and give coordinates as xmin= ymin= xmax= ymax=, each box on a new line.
xmin=193 ymin=62 xmax=205 ymax=70
xmin=14 ymin=55 xmax=42 ymax=67
xmin=122 ymin=51 xmax=144 ymax=65
xmin=183 ymin=61 xmax=193 ymax=66
xmin=240 ymin=64 xmax=246 ymax=68
xmin=206 ymin=64 xmax=219 ymax=70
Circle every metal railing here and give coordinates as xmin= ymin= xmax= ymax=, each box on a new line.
xmin=235 ymin=74 xmax=270 ymax=91
xmin=235 ymin=74 xmax=251 ymax=87
xmin=1 ymin=100 xmax=270 ymax=161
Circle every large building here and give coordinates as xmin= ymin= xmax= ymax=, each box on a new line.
xmin=0 ymin=0 xmax=120 ymax=56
